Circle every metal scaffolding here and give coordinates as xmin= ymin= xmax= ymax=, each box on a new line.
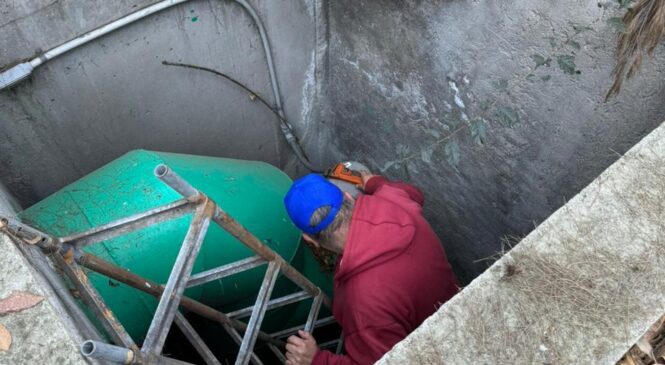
xmin=0 ymin=164 xmax=341 ymax=365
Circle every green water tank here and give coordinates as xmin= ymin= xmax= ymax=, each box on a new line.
xmin=19 ymin=150 xmax=332 ymax=342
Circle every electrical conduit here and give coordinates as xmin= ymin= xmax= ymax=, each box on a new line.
xmin=0 ymin=0 xmax=320 ymax=171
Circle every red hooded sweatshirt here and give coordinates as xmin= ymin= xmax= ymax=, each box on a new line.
xmin=312 ymin=176 xmax=459 ymax=365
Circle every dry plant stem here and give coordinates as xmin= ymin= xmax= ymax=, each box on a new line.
xmin=607 ymin=0 xmax=665 ymax=100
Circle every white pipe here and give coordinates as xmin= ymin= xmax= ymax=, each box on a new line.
xmin=32 ymin=0 xmax=191 ymax=68
xmin=1 ymin=0 xmax=191 ymax=90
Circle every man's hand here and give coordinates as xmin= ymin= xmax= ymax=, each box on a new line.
xmin=285 ymin=330 xmax=318 ymax=365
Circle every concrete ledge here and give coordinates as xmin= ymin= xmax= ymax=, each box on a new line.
xmin=0 ymin=234 xmax=88 ymax=365
xmin=378 ymin=121 xmax=665 ymax=364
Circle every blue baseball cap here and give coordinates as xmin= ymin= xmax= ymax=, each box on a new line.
xmin=284 ymin=174 xmax=343 ymax=235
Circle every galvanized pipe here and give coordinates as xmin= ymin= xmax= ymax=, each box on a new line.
xmin=154 ymin=165 xmax=201 ymax=199
xmin=236 ymin=261 xmax=281 ymax=365
xmin=81 ymin=340 xmax=135 ymax=364
xmin=270 ymin=316 xmax=337 ymax=339
xmin=142 ymin=201 xmax=213 ymax=355
xmin=174 ymin=312 xmax=221 ymax=365
xmin=80 ymin=341 xmax=195 ymax=365
xmin=59 ymin=199 xmax=193 ymax=247
xmin=187 ymin=255 xmax=265 ymax=289
xmin=227 ymin=291 xmax=310 ymax=319
xmin=154 ymin=164 xmax=332 ymax=308
xmin=14 ymin=242 xmax=104 ymax=344
xmin=304 ymin=293 xmax=323 ymax=334
xmin=0 ymin=216 xmax=58 ymax=252
xmin=76 ymin=252 xmax=286 ymax=348
xmin=212 ymin=207 xmax=332 ymax=309
xmin=55 ymin=252 xmax=137 ymax=350
xmin=223 ymin=324 xmax=264 ymax=365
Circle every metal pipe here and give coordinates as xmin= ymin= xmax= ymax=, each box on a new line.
xmin=154 ymin=165 xmax=201 ymax=199
xmin=0 ymin=0 xmax=191 ymax=90
xmin=304 ymin=293 xmax=323 ymax=334
xmin=212 ymin=205 xmax=332 ymax=309
xmin=76 ymin=252 xmax=286 ymax=348
xmin=154 ymin=164 xmax=330 ymax=307
xmin=54 ymin=252 xmax=138 ymax=350
xmin=80 ymin=341 xmax=196 ymax=365
xmin=81 ymin=340 xmax=135 ymax=364
xmin=227 ymin=291 xmax=310 ymax=319
xmin=270 ymin=316 xmax=337 ymax=339
xmin=142 ymin=201 xmax=213 ymax=355
xmin=335 ymin=335 xmax=344 ymax=355
xmin=59 ymin=199 xmax=193 ymax=247
xmin=0 ymin=216 xmax=58 ymax=252
xmin=13 ymin=242 xmax=104 ymax=344
xmin=187 ymin=255 xmax=265 ymax=289
xmin=232 ymin=0 xmax=321 ymax=172
xmin=236 ymin=261 xmax=281 ymax=365
xmin=223 ymin=324 xmax=264 ymax=365
xmin=174 ymin=312 xmax=222 ymax=365
xmin=267 ymin=344 xmax=287 ymax=364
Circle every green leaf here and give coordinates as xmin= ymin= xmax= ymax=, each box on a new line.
xmin=526 ymin=73 xmax=536 ymax=81
xmin=530 ymin=54 xmax=551 ymax=68
xmin=557 ymin=54 xmax=577 ymax=75
xmin=470 ymin=119 xmax=487 ymax=146
xmin=541 ymin=75 xmax=552 ymax=82
xmin=548 ymin=37 xmax=558 ymax=49
xmin=495 ymin=106 xmax=519 ymax=127
xmin=566 ymin=39 xmax=581 ymax=50
xmin=479 ymin=100 xmax=492 ymax=111
xmin=607 ymin=17 xmax=627 ymax=33
xmin=492 ymin=79 xmax=509 ymax=92
xmin=420 ymin=146 xmax=435 ymax=164
xmin=444 ymin=140 xmax=460 ymax=168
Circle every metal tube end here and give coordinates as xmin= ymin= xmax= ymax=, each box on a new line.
xmin=80 ymin=340 xmax=134 ymax=364
xmin=154 ymin=164 xmax=169 ymax=178
xmin=80 ymin=340 xmax=95 ymax=356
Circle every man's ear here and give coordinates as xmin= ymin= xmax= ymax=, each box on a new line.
xmin=302 ymin=234 xmax=320 ymax=249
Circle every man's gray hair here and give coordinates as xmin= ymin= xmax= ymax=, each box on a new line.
xmin=309 ymin=200 xmax=354 ymax=248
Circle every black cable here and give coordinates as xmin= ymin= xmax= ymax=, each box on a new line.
xmin=161 ymin=60 xmax=320 ymax=172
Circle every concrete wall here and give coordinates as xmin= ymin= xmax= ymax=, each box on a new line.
xmin=0 ymin=0 xmax=319 ymax=206
xmin=320 ymin=0 xmax=665 ymax=283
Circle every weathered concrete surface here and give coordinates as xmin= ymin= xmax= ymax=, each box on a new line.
xmin=0 ymin=234 xmax=88 ymax=365
xmin=0 ymin=184 xmax=19 ymax=218
xmin=378 ymin=121 xmax=665 ymax=364
xmin=320 ymin=0 xmax=665 ymax=283
xmin=0 ymin=0 xmax=319 ymax=206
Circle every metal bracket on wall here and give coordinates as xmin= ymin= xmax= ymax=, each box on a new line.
xmin=0 ymin=163 xmax=340 ymax=365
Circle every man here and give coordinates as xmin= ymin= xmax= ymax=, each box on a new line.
xmin=283 ymin=171 xmax=459 ymax=365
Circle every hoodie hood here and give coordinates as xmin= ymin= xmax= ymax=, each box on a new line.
xmin=335 ymin=193 xmax=416 ymax=283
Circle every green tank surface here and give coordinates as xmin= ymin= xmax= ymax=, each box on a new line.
xmin=19 ymin=150 xmax=332 ymax=342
